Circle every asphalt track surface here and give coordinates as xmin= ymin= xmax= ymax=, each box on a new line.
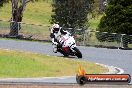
xmin=0 ymin=39 xmax=132 ymax=85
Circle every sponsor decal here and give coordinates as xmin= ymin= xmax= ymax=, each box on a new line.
xmin=76 ymin=65 xmax=131 ymax=85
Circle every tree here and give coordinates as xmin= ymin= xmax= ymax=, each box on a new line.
xmin=9 ymin=0 xmax=27 ymax=36
xmin=0 ymin=0 xmax=38 ymax=36
xmin=51 ymin=0 xmax=94 ymax=33
xmin=97 ymin=0 xmax=132 ymax=35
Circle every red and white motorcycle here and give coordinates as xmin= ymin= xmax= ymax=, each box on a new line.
xmin=55 ymin=34 xmax=82 ymax=58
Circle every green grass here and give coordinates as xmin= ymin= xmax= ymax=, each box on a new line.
xmin=0 ymin=49 xmax=107 ymax=78
xmin=0 ymin=21 xmax=9 ymax=27
xmin=0 ymin=38 xmax=51 ymax=45
xmin=88 ymin=15 xmax=102 ymax=30
xmin=23 ymin=1 xmax=52 ymax=25
xmin=128 ymin=44 xmax=132 ymax=48
xmin=20 ymin=24 xmax=50 ymax=40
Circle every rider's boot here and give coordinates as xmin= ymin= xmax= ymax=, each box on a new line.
xmin=52 ymin=44 xmax=57 ymax=53
xmin=53 ymin=47 xmax=57 ymax=53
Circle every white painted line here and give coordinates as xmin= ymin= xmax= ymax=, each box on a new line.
xmin=114 ymin=67 xmax=124 ymax=74
xmin=96 ymin=63 xmax=124 ymax=74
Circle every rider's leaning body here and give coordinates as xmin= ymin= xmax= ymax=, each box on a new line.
xmin=50 ymin=23 xmax=70 ymax=53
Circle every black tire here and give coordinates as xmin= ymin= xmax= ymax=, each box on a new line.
xmin=62 ymin=52 xmax=69 ymax=57
xmin=76 ymin=76 xmax=86 ymax=85
xmin=73 ymin=47 xmax=82 ymax=58
xmin=128 ymin=74 xmax=131 ymax=83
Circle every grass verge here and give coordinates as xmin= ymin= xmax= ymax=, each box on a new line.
xmin=0 ymin=49 xmax=107 ymax=78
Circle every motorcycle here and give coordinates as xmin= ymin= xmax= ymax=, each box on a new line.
xmin=53 ymin=34 xmax=82 ymax=58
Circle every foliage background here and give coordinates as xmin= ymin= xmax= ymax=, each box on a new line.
xmin=98 ymin=0 xmax=132 ymax=35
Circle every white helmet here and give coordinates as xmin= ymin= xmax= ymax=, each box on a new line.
xmin=53 ymin=24 xmax=60 ymax=33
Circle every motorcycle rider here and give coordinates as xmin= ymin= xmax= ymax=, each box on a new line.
xmin=50 ymin=23 xmax=71 ymax=53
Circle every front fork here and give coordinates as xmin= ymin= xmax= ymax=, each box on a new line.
xmin=70 ymin=43 xmax=76 ymax=52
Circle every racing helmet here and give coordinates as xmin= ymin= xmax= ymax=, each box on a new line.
xmin=53 ymin=24 xmax=60 ymax=33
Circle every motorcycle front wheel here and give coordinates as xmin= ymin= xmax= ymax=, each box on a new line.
xmin=73 ymin=47 xmax=82 ymax=58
